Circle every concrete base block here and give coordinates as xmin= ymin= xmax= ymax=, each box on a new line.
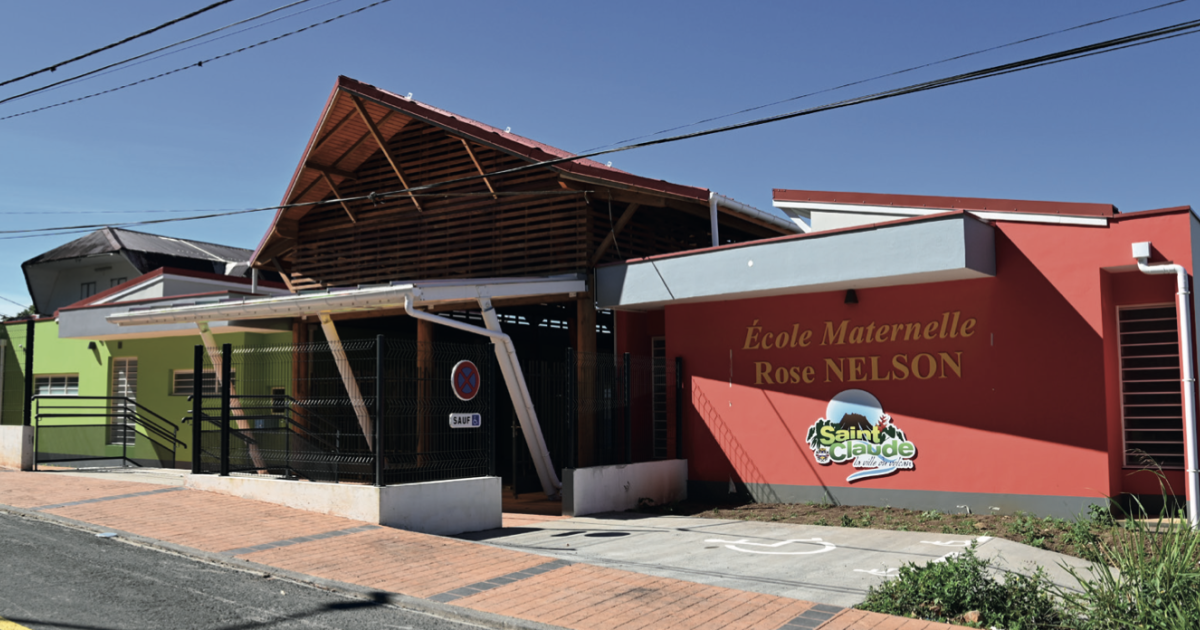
xmin=186 ymin=475 xmax=501 ymax=535
xmin=0 ymin=426 xmax=34 ymax=470
xmin=564 ymin=459 xmax=687 ymax=517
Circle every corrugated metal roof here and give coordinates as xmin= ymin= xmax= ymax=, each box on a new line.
xmin=24 ymin=227 xmax=253 ymax=266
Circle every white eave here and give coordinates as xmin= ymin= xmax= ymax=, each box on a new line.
xmin=773 ymin=200 xmax=1109 ymax=227
xmin=108 ymin=275 xmax=588 ymax=326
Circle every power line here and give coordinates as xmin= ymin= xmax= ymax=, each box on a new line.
xmin=585 ymin=0 xmax=1193 ymax=152
xmin=0 ymin=0 xmax=392 ymax=121
xmin=0 ymin=0 xmax=240 ymax=90
xmin=0 ymin=0 xmax=317 ymax=107
xmin=42 ymin=0 xmax=347 ymax=98
xmin=0 ymin=191 xmax=591 ymax=238
xmin=4 ymin=13 xmax=1199 ymax=238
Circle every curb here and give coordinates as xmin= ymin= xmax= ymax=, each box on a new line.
xmin=0 ymin=504 xmax=568 ymax=630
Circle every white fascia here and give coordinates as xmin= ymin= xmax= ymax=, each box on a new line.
xmin=106 ymin=276 xmax=587 ymax=326
xmin=772 ymin=200 xmax=1108 ymax=227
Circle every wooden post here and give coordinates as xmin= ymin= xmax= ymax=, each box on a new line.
xmin=576 ymin=295 xmax=596 ymax=467
xmin=417 ymin=318 xmax=435 ymax=466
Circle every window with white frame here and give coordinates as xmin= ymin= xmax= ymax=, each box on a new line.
xmin=171 ymin=369 xmax=234 ymax=396
xmin=35 ymin=375 xmax=79 ymax=396
xmin=1118 ymin=304 xmax=1186 ymax=469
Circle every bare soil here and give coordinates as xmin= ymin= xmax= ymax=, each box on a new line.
xmin=637 ymin=499 xmax=1118 ymax=561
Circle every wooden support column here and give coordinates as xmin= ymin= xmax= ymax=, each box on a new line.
xmin=349 ymin=94 xmax=423 ymax=212
xmin=576 ymin=294 xmax=597 ymax=467
xmin=317 ymin=313 xmax=375 ymax=451
xmin=197 ymin=323 xmax=267 ymax=471
xmin=416 ymin=318 xmax=435 ymax=466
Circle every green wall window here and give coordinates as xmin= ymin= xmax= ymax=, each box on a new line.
xmin=172 ymin=370 xmax=234 ymax=396
xmin=35 ymin=375 xmax=79 ymax=396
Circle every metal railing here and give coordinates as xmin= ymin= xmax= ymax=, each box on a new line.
xmin=33 ymin=395 xmax=185 ymax=469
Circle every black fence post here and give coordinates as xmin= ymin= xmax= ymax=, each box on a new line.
xmin=374 ymin=334 xmax=384 ymax=488
xmin=22 ymin=321 xmax=34 ymax=427
xmin=675 ymin=357 xmax=683 ymax=460
xmin=623 ymin=352 xmax=631 ymax=464
xmin=566 ymin=347 xmax=576 ymax=470
xmin=192 ymin=345 xmax=203 ymax=473
xmin=220 ymin=343 xmax=232 ymax=477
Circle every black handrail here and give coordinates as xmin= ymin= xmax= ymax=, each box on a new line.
xmin=34 ymin=395 xmax=186 ymax=448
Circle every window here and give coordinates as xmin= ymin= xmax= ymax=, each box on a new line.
xmin=35 ymin=375 xmax=79 ymax=396
xmin=110 ymin=277 xmax=127 ymax=288
xmin=651 ymin=337 xmax=667 ymax=459
xmin=1119 ymin=305 xmax=1185 ymax=469
xmin=271 ymin=387 xmax=288 ymax=413
xmin=171 ymin=369 xmax=234 ymax=396
xmin=80 ymin=281 xmax=96 ymax=299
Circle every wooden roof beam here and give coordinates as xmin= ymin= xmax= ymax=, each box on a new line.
xmin=460 ymin=138 xmax=498 ymax=200
xmin=589 ymin=203 xmax=640 ymax=266
xmin=319 ymin=172 xmax=357 ymax=224
xmin=350 ymin=94 xmax=423 ymax=212
xmin=305 ymin=161 xmax=358 ymax=181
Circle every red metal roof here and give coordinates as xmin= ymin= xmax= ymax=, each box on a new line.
xmin=773 ymin=189 xmax=1117 ymax=217
xmin=342 ymin=77 xmax=709 ymax=202
xmin=252 ymin=77 xmax=714 ymax=267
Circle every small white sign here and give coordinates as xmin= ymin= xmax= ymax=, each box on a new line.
xmin=449 ymin=413 xmax=482 ymax=429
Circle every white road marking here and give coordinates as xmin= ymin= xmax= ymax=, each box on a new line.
xmin=703 ymin=537 xmax=837 ymax=555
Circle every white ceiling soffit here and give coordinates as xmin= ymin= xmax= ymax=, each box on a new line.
xmin=773 ymin=200 xmax=1108 ymax=227
xmin=107 ymin=275 xmax=587 ymax=326
xmin=596 ymin=214 xmax=995 ymax=311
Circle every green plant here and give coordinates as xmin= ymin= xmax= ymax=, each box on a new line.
xmin=1058 ymin=493 xmax=1200 ymax=630
xmin=857 ymin=547 xmax=1062 ymax=629
xmin=918 ymin=509 xmax=943 ymax=522
xmin=840 ymin=514 xmax=856 ymax=528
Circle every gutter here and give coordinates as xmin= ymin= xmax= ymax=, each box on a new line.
xmin=1133 ymin=241 xmax=1199 ymax=528
xmin=709 ymin=193 xmax=806 ymax=247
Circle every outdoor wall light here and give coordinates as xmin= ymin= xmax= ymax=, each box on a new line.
xmin=844 ymin=289 xmax=858 ymax=304
xmin=87 ymin=341 xmax=97 ymax=351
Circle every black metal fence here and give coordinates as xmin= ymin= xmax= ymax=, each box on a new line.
xmin=509 ymin=349 xmax=682 ymax=494
xmin=192 ymin=337 xmax=494 ymax=486
xmin=33 ymin=395 xmax=184 ymax=468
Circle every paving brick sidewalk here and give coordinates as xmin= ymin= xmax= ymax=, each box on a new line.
xmin=0 ymin=471 xmax=952 ymax=630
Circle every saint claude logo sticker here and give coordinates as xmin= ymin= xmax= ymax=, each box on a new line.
xmin=805 ymin=389 xmax=916 ymax=482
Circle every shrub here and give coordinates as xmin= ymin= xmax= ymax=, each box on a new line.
xmin=857 ymin=547 xmax=1062 ymax=629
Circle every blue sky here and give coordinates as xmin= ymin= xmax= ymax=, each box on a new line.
xmin=1 ymin=1 xmax=1198 ymax=315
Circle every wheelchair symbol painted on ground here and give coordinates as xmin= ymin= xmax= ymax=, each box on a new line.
xmin=704 ymin=537 xmax=837 ymax=555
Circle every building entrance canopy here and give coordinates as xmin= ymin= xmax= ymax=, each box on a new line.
xmin=108 ymin=274 xmax=587 ymax=499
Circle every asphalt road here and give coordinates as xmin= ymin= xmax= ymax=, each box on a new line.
xmin=0 ymin=512 xmax=486 ymax=630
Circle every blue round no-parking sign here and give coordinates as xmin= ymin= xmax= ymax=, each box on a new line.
xmin=451 ymin=360 xmax=480 ymax=401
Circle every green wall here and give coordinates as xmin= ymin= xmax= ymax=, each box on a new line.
xmin=1 ymin=319 xmax=290 ymax=467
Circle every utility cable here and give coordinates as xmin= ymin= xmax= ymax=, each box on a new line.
xmin=0 ymin=190 xmax=591 ymax=237
xmin=0 ymin=0 xmax=389 ymax=120
xmin=0 ymin=0 xmax=240 ymax=89
xmin=0 ymin=0 xmax=316 ymax=107
xmin=584 ymin=0 xmax=1193 ymax=152
xmin=43 ymin=0 xmax=347 ymax=97
xmin=3 ymin=14 xmax=1200 ymax=236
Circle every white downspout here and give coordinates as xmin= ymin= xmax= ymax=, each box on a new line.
xmin=708 ymin=193 xmax=720 ymax=248
xmin=404 ymin=293 xmax=561 ymax=497
xmin=1133 ymin=241 xmax=1199 ymax=528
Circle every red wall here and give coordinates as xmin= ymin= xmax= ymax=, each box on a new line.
xmin=666 ymin=210 xmax=1193 ymax=502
